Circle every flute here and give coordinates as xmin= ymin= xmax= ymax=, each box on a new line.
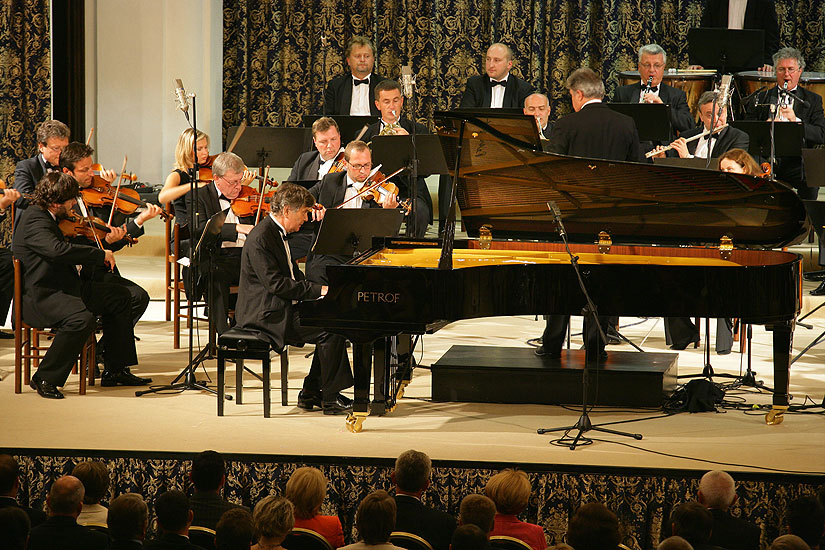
xmin=644 ymin=124 xmax=728 ymax=158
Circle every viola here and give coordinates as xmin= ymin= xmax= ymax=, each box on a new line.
xmin=80 ymin=185 xmax=170 ymax=221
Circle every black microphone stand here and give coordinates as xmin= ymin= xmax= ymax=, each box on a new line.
xmin=404 ymin=71 xmax=419 ymax=238
xmin=536 ymin=203 xmax=643 ymax=449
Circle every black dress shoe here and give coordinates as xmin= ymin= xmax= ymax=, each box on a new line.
xmin=322 ymin=396 xmax=352 ymax=415
xmin=534 ymin=345 xmax=561 ymax=359
xmin=100 ymin=370 xmax=151 ymax=387
xmin=0 ymin=330 xmax=15 ymax=339
xmin=297 ymin=390 xmax=322 ymax=410
xmin=811 ymin=280 xmax=825 ymax=296
xmin=29 ymin=377 xmax=64 ymax=399
xmin=804 ymin=270 xmax=825 ymax=281
xmin=336 ymin=393 xmax=353 ymax=407
xmin=121 ymin=367 xmax=151 ymax=384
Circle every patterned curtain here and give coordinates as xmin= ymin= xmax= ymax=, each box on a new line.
xmin=222 ymin=0 xmax=824 ymax=138
xmin=0 ymin=0 xmax=50 ymax=243
xmin=13 ymin=451 xmax=823 ymax=548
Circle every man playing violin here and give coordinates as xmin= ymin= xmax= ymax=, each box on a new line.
xmin=12 ymin=120 xmax=70 ymax=216
xmin=58 ymin=143 xmax=161 ymax=381
xmin=11 ymin=172 xmax=142 ymax=398
xmin=286 ymin=117 xmax=344 ymax=259
xmin=234 ymin=183 xmax=353 ymax=415
xmin=194 ymin=151 xmax=256 ymax=335
xmin=305 ymin=140 xmax=399 ymax=285
xmin=361 ymin=80 xmax=433 ymax=238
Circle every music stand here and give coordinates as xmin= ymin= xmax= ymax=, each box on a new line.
xmin=370 ymin=135 xmax=450 ymax=176
xmin=226 ymin=126 xmax=312 ymax=169
xmin=606 ymin=103 xmax=673 ymax=142
xmin=730 ymin=121 xmax=804 ymax=158
xmin=688 ymin=28 xmax=764 ymax=72
xmin=802 ymin=149 xmax=825 ymax=187
xmin=313 ymin=209 xmax=403 ymax=256
xmin=302 ymin=115 xmax=378 ymax=142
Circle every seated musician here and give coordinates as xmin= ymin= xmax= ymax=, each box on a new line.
xmin=305 ymin=140 xmax=399 ymax=285
xmin=12 ymin=120 xmax=70 ymax=215
xmin=234 ymin=183 xmax=353 ymax=415
xmin=696 ymin=0 xmax=778 ymax=71
xmin=523 ymin=93 xmax=554 ymax=141
xmin=59 ymin=143 xmax=161 ymax=380
xmin=612 ymin=44 xmax=694 ymax=141
xmin=324 ymin=36 xmax=386 ymax=117
xmin=158 ymin=128 xmax=212 ymax=228
xmin=0 ymin=188 xmax=22 ymax=339
xmin=459 ymin=43 xmax=534 ymax=109
xmin=11 ymin=172 xmax=143 ymax=398
xmin=719 ymin=148 xmax=762 ymax=174
xmin=652 ymin=91 xmax=749 ymax=159
xmin=361 ymin=79 xmax=432 ymax=238
xmin=286 ymin=117 xmax=344 ymax=259
xmin=194 ymin=152 xmax=255 ymax=335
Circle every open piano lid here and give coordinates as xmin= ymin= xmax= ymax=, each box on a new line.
xmin=434 ymin=110 xmax=810 ymax=248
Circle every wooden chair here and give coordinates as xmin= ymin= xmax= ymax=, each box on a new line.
xmin=188 ymin=525 xmax=216 ymax=548
xmin=283 ymin=528 xmax=334 ymax=550
xmin=390 ymin=531 xmax=435 ymax=550
xmin=13 ymin=258 xmax=95 ymax=395
xmin=489 ymin=536 xmax=533 ymax=550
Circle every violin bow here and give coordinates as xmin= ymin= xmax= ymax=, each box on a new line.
xmin=86 ymin=127 xmax=94 ymax=146
xmin=255 ymin=165 xmax=271 ymax=225
xmin=75 ymin=196 xmax=105 ymax=250
xmin=107 ymin=155 xmax=128 ymax=226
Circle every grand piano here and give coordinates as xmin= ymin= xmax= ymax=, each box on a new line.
xmin=300 ymin=110 xmax=809 ymax=432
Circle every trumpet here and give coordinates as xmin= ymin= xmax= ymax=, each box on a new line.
xmin=645 ymin=124 xmax=728 ymax=158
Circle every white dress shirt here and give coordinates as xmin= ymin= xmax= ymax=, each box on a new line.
xmin=342 ymin=174 xmax=366 ymax=209
xmin=271 ymin=214 xmax=295 ymax=281
xmin=318 ymin=148 xmax=343 ymax=179
xmin=349 ymin=73 xmax=372 ymax=116
xmin=639 ymin=82 xmax=662 ymax=103
xmin=490 ymin=73 xmax=509 ymax=108
xmin=728 ymin=0 xmax=747 ymax=29
xmin=217 ymin=188 xmax=247 ymax=248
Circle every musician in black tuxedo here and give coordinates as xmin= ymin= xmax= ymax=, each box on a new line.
xmin=287 ymin=117 xmax=344 ymax=259
xmin=459 ymin=43 xmax=534 ymax=109
xmin=655 ymin=91 xmax=750 ymax=159
xmin=539 ymin=68 xmax=641 ymax=361
xmin=324 ymin=36 xmax=386 ymax=116
xmin=194 ymin=152 xmax=255 ymax=335
xmin=612 ymin=44 xmax=695 ymax=138
xmin=12 ymin=119 xmax=70 ymax=215
xmin=360 ymin=79 xmax=433 ymax=237
xmin=523 ymin=93 xmax=554 ymax=142
xmin=12 ymin=172 xmax=142 ymax=399
xmin=0 ymin=190 xmax=21 ymax=338
xmin=234 ymin=183 xmax=353 ymax=414
xmin=699 ymin=0 xmax=779 ymax=70
xmin=305 ymin=141 xmax=400 ymax=285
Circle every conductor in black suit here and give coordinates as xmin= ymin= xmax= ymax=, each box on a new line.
xmin=612 ymin=44 xmax=694 ymax=138
xmin=234 ymin=183 xmax=353 ymax=415
xmin=11 ymin=172 xmax=141 ymax=399
xmin=287 ymin=117 xmax=344 ymax=259
xmin=360 ymin=79 xmax=433 ymax=237
xmin=699 ymin=0 xmax=779 ymax=70
xmin=538 ymin=68 xmax=641 ymax=361
xmin=324 ymin=36 xmax=386 ymax=116
xmin=12 ymin=119 xmax=70 ymax=215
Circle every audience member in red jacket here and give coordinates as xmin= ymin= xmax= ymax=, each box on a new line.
xmin=286 ymin=467 xmax=345 ymax=548
xmin=485 ymin=470 xmax=546 ymax=550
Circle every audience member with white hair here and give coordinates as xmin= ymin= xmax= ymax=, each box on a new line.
xmin=697 ymin=471 xmax=761 ymax=550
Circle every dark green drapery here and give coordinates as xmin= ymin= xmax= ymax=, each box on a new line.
xmin=222 ymin=0 xmax=824 ymax=137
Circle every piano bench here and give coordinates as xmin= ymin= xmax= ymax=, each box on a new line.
xmin=216 ymin=328 xmax=289 ymax=417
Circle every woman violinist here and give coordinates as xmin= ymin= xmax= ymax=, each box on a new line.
xmin=158 ymin=128 xmax=212 ymax=227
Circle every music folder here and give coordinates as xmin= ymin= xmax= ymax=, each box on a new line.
xmin=688 ymin=28 xmax=764 ymax=71
xmin=370 ymin=135 xmax=450 ymax=176
xmin=312 ymin=208 xmax=403 ymax=256
xmin=606 ymin=103 xmax=672 ymax=142
xmin=226 ymin=126 xmax=312 ymax=168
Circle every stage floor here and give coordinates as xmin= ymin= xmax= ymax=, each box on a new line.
xmin=1 ymin=304 xmax=823 ymax=475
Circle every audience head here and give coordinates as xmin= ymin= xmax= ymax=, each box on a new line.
xmin=771 ymin=535 xmax=811 ymax=550
xmin=154 ymin=490 xmax=193 ymax=535
xmin=36 ymin=119 xmax=70 ymax=167
xmin=356 ymin=489 xmax=397 ymax=545
xmin=286 ymin=466 xmax=328 ymax=520
xmin=0 ymin=454 xmax=20 ymax=497
xmin=393 ymin=449 xmax=432 ymax=495
xmin=107 ymin=493 xmax=148 ymax=542
xmin=658 ymin=536 xmax=695 ymax=550
xmin=451 ymin=524 xmax=490 ymax=550
xmin=697 ymin=470 xmax=737 ymax=511
xmin=485 ymin=469 xmax=531 ymax=515
xmin=565 ymin=68 xmax=605 ymax=111
xmin=217 ymin=508 xmax=256 ymax=550
xmin=719 ymin=148 xmax=761 ymax=175
xmin=191 ymin=449 xmax=227 ymax=493
xmin=670 ymin=502 xmax=713 ymax=546
xmin=785 ymin=495 xmax=825 ymax=549
xmin=459 ymin=494 xmax=496 ymax=534
xmin=0 ymin=507 xmax=30 ymax=550
xmin=253 ymin=495 xmax=295 ymax=545
xmin=567 ymin=502 xmax=621 ymax=550
xmin=71 ymin=460 xmax=109 ymax=505
xmin=46 ymin=475 xmax=85 ymax=518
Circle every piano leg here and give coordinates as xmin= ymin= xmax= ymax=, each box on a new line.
xmin=766 ymin=321 xmax=792 ymax=425
xmin=371 ymin=337 xmax=390 ymax=416
xmin=346 ymin=341 xmax=373 ymax=433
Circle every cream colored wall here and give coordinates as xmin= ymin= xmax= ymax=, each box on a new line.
xmin=84 ymin=0 xmax=223 ymax=188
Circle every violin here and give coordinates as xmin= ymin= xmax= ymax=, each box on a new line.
xmin=760 ymin=162 xmax=772 ymax=179
xmin=197 ymin=154 xmax=217 ymax=182
xmin=229 ymin=185 xmax=275 ymax=218
xmin=360 ymin=169 xmax=412 ymax=214
xmin=80 ymin=184 xmax=170 ymax=221
xmin=58 ymin=212 xmax=136 ymax=246
xmin=327 ymin=151 xmax=347 ymax=174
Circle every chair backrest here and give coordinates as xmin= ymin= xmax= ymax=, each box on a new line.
xmin=490 ymin=535 xmax=534 ymax=550
xmin=85 ymin=523 xmax=110 ymax=538
xmin=390 ymin=531 xmax=435 ymax=550
xmin=283 ymin=527 xmax=335 ymax=550
xmin=188 ymin=525 xmax=216 ymax=548
xmin=13 ymin=258 xmax=25 ymax=329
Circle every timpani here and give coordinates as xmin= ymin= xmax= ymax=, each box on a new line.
xmin=735 ymin=71 xmax=825 ymax=111
xmin=619 ymin=69 xmax=716 ymax=117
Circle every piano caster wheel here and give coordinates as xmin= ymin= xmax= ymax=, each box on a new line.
xmin=765 ymin=405 xmax=788 ymax=425
xmin=346 ymin=413 xmax=366 ymax=433
xmin=395 ymin=382 xmax=409 ymax=401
